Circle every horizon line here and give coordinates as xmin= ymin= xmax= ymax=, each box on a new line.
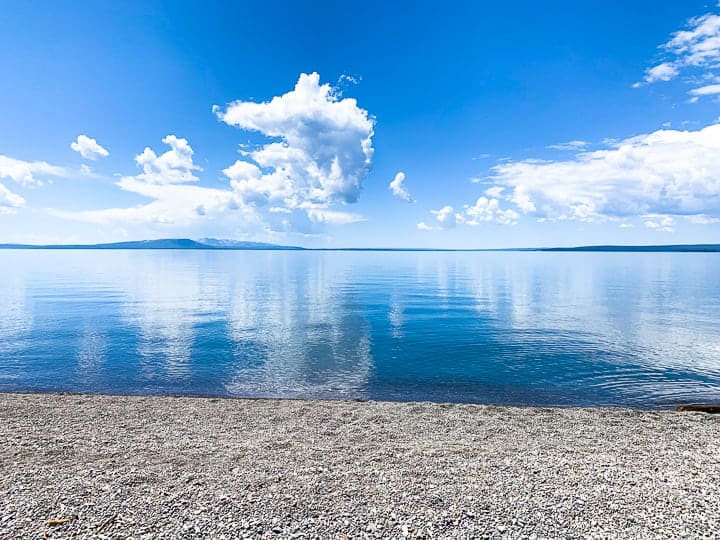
xmin=1 ymin=238 xmax=720 ymax=252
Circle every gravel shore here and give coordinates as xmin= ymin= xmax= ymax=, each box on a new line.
xmin=1 ymin=393 xmax=719 ymax=539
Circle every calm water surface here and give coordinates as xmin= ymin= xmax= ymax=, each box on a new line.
xmin=1 ymin=250 xmax=719 ymax=408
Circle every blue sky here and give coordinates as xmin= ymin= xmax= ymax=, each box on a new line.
xmin=1 ymin=0 xmax=720 ymax=248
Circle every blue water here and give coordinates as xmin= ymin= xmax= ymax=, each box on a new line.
xmin=1 ymin=250 xmax=719 ymax=408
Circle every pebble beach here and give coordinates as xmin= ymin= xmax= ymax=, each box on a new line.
xmin=1 ymin=392 xmax=719 ymax=539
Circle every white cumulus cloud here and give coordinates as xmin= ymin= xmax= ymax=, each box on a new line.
xmin=135 ymin=135 xmax=201 ymax=184
xmin=488 ymin=123 xmax=720 ymax=226
xmin=464 ymin=196 xmax=519 ymax=225
xmin=56 ymin=136 xmax=249 ymax=228
xmin=643 ymin=215 xmax=676 ymax=232
xmin=425 ymin=122 xmax=720 ymax=231
xmin=666 ymin=13 xmax=720 ymax=67
xmin=420 ymin=196 xmax=519 ymax=230
xmin=215 ymin=72 xmax=375 ymax=213
xmin=0 ymin=155 xmax=66 ymax=186
xmin=56 ymin=90 xmax=374 ymax=236
xmin=416 ymin=221 xmax=434 ymax=231
xmin=56 ymin=74 xmax=376 ymax=237
xmin=639 ymin=62 xmax=680 ymax=85
xmin=388 ymin=171 xmax=414 ymax=202
xmin=430 ymin=205 xmax=460 ymax=228
xmin=70 ymin=135 xmax=109 ymax=160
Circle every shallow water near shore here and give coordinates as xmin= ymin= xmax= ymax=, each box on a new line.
xmin=1 ymin=249 xmax=719 ymax=408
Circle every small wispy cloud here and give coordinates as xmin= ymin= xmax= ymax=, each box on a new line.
xmin=634 ymin=8 xmax=720 ymax=99
xmin=686 ymin=214 xmax=720 ymax=224
xmin=388 ymin=171 xmax=414 ymax=202
xmin=338 ymin=73 xmax=361 ymax=85
xmin=546 ymin=140 xmax=589 ymax=151
xmin=306 ymin=208 xmax=365 ymax=225
xmin=634 ymin=62 xmax=679 ymax=87
xmin=70 ymin=135 xmax=110 ymax=160
xmin=429 ymin=205 xmax=459 ymax=228
xmin=0 ymin=182 xmax=26 ymax=214
xmin=689 ymin=83 xmax=720 ymax=97
xmin=643 ymin=215 xmax=676 ymax=233
xmin=416 ymin=221 xmax=437 ymax=231
xmin=0 ymin=155 xmax=67 ymax=187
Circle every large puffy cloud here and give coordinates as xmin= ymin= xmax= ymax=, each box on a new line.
xmin=53 ymin=74 xmax=376 ymax=237
xmin=490 ymin=123 xmax=720 ymax=224
xmin=70 ymin=135 xmax=109 ymax=160
xmin=420 ymin=123 xmax=720 ymax=231
xmin=57 ymin=132 xmax=371 ymax=238
xmin=0 ymin=155 xmax=66 ymax=186
xmin=56 ymin=132 xmax=362 ymax=236
xmin=0 ymin=183 xmax=25 ymax=214
xmin=215 ymin=72 xmax=375 ymax=213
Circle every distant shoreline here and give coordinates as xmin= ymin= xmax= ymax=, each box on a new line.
xmin=1 ymin=238 xmax=719 ymax=252
xmin=1 ymin=392 xmax=718 ymax=538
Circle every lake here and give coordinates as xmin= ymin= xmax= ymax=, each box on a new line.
xmin=1 ymin=250 xmax=719 ymax=408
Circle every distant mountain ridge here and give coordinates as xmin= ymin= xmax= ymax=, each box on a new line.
xmin=0 ymin=240 xmax=718 ymax=252
xmin=0 ymin=238 xmax=304 ymax=250
xmin=538 ymin=244 xmax=720 ymax=252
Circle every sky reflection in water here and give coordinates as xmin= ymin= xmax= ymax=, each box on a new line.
xmin=1 ymin=250 xmax=719 ymax=408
